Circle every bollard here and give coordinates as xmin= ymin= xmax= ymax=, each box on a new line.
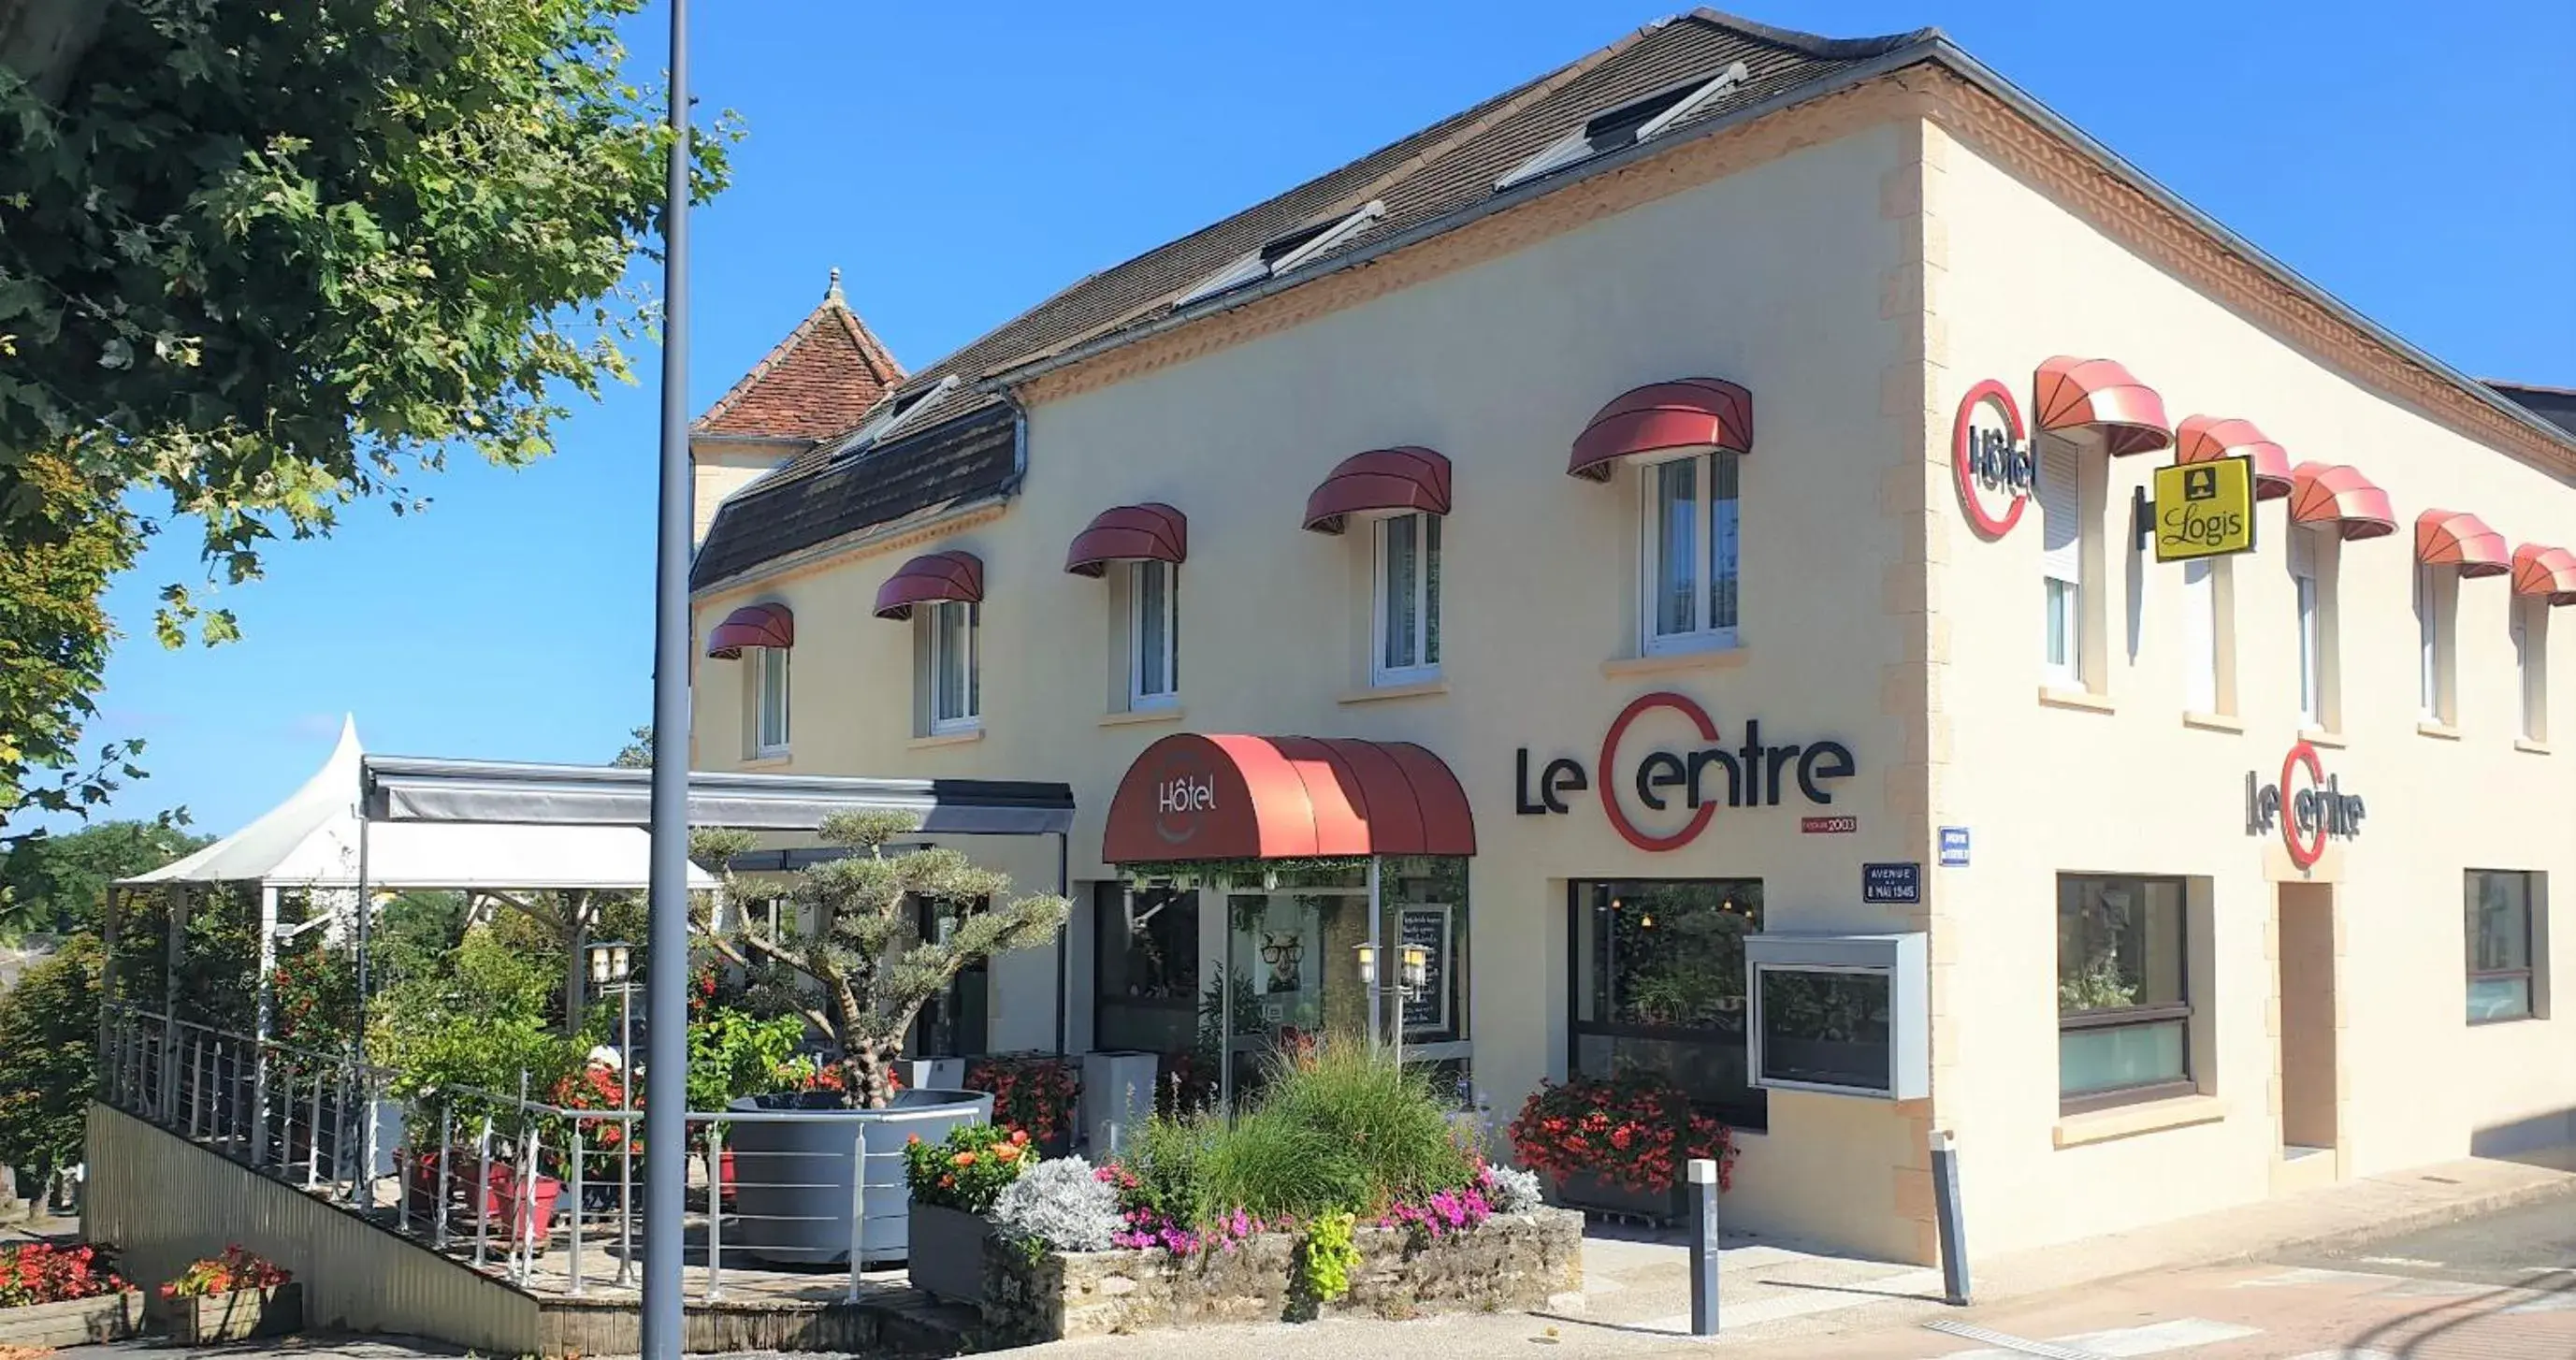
xmin=847 ymin=1132 xmax=867 ymax=1302
xmin=1686 ymin=1156 xmax=1721 ymax=1337
xmin=1931 ymin=1129 xmax=1971 ymax=1306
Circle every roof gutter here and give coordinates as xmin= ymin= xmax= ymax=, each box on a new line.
xmin=984 ymin=39 xmax=2576 ymax=465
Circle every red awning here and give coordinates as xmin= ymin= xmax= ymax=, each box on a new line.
xmin=1303 ymin=447 xmax=1453 ymax=534
xmin=704 ymin=603 xmax=794 ymax=659
xmin=2033 ymin=355 xmax=2171 ymax=456
xmin=873 ymin=551 xmax=985 ymax=620
xmin=1567 ymin=378 xmax=1753 ymax=481
xmin=2414 ymin=510 xmax=2512 ymax=578
xmin=2173 ymin=414 xmax=2293 ymax=500
xmin=2513 ymin=543 xmax=2576 ymax=605
xmin=1103 ymin=732 xmax=1476 ymax=863
xmin=1065 ymin=503 xmax=1187 ymax=576
xmin=2287 ymin=463 xmax=2396 ymax=541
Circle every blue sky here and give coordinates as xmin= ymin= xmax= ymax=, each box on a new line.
xmin=66 ymin=0 xmax=2576 ymax=835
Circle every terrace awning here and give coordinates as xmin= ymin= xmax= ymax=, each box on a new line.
xmin=1568 ymin=378 xmax=1753 ymax=481
xmin=2034 ymin=355 xmax=2171 ymax=456
xmin=1103 ymin=733 xmax=1474 ymax=863
xmin=363 ymin=756 xmax=1076 ymax=837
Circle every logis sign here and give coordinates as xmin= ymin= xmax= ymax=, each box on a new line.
xmin=1514 ymin=691 xmax=1857 ymax=851
xmin=2245 ymin=740 xmax=2366 ymax=871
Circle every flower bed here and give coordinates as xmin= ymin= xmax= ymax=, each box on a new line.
xmin=0 ymin=1244 xmax=141 ymax=1348
xmin=1506 ymin=1073 xmax=1735 ymax=1224
xmin=157 ymin=1248 xmax=300 ymax=1345
xmin=963 ymin=1053 xmax=1080 ymax=1155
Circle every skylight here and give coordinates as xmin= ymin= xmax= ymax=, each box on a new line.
xmin=1494 ymin=61 xmax=1751 ymax=193
xmin=1175 ymin=200 xmax=1386 ymax=309
xmin=831 ymin=374 xmax=960 ymax=460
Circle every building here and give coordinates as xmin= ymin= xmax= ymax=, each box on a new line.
xmin=684 ymin=10 xmax=2576 ymax=1264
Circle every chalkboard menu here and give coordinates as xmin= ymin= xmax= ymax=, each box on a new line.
xmin=1398 ymin=905 xmax=1452 ymax=1035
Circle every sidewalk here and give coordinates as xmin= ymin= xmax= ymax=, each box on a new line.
xmin=1007 ymin=1150 xmax=2576 ymax=1359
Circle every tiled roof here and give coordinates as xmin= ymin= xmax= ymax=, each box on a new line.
xmin=2487 ymin=381 xmax=2576 ymax=440
xmin=689 ymin=403 xmax=1018 ymax=591
xmin=693 ymin=269 xmax=906 ymax=441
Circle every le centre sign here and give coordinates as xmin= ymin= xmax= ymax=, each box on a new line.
xmin=1513 ymin=690 xmax=1857 ymax=851
xmin=2246 ymin=739 xmax=2366 ymax=871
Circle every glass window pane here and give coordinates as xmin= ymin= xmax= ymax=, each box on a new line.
xmin=2467 ymin=976 xmax=2533 ymax=1023
xmin=2046 ymin=579 xmax=2077 ymax=670
xmin=2466 ymin=872 xmax=2530 ymax=972
xmin=1424 ymin=514 xmax=1441 ymax=666
xmin=2061 ymin=1020 xmax=2186 ymax=1095
xmin=2296 ymin=575 xmax=2320 ymax=722
xmin=2058 ymin=875 xmax=2185 ymax=1015
xmin=759 ymin=649 xmax=789 ymax=748
xmin=1382 ymin=515 xmax=1418 ymax=671
xmin=1095 ymin=887 xmax=1200 ymax=1054
xmin=965 ymin=602 xmax=980 ymax=717
xmin=1653 ymin=458 xmax=1699 ymax=638
xmin=1758 ymin=970 xmax=1890 ymax=1090
xmin=1136 ymin=562 xmax=1169 ymax=696
xmin=1710 ymin=453 xmax=1740 ymax=631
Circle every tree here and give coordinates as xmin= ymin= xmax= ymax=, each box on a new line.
xmin=612 ymin=725 xmax=653 ymax=770
xmin=0 ymin=1 xmax=738 ymax=830
xmin=0 ymin=453 xmax=147 ymax=829
xmin=0 ymin=817 xmax=209 ymax=941
xmin=0 ymin=934 xmax=101 ymax=1196
xmin=703 ymin=812 xmax=1068 ymax=1108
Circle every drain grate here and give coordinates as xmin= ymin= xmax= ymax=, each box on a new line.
xmin=1920 ymin=1319 xmax=2115 ymax=1359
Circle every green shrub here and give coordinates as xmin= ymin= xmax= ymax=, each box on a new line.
xmin=1245 ymin=1036 xmax=1474 ymax=1206
xmin=1200 ymin=1106 xmax=1358 ymax=1219
xmin=1120 ymin=1109 xmax=1223 ymax=1228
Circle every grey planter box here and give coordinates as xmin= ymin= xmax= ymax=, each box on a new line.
xmin=905 ymin=1202 xmax=990 ymax=1302
xmin=1549 ymin=1169 xmax=1682 ymax=1224
xmin=0 ymin=1291 xmax=145 ymax=1347
xmin=164 ymin=1283 xmax=303 ymax=1345
xmin=1080 ymin=1050 xmax=1157 ymax=1158
xmin=725 ymin=1089 xmax=993 ymax=1266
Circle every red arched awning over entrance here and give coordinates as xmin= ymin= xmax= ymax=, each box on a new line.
xmin=1103 ymin=733 xmax=1476 ymax=863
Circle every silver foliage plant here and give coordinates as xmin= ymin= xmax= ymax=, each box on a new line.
xmin=990 ymin=1153 xmax=1124 ymax=1252
xmin=1483 ymin=1163 xmax=1545 ymax=1213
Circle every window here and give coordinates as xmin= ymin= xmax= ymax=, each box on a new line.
xmin=2466 ymin=870 xmax=2539 ymax=1023
xmin=1129 ymin=560 xmax=1179 ymax=707
xmin=1374 ymin=513 xmax=1441 ymax=683
xmin=1494 ymin=62 xmax=1748 ymax=191
xmin=1094 ymin=885 xmax=1199 ymax=1055
xmin=2039 ymin=442 xmax=2083 ymax=685
xmin=1175 ymin=201 xmax=1384 ymax=307
xmin=753 ymin=646 xmax=790 ymax=756
xmin=832 ymin=374 xmax=959 ymax=459
xmin=1642 ymin=452 xmax=1740 ymax=654
xmin=929 ymin=600 xmax=980 ymax=732
xmin=2290 ymin=528 xmax=2329 ymax=727
xmin=2181 ymin=557 xmax=2218 ymax=713
xmin=2058 ymin=874 xmax=2192 ymax=1110
xmin=2416 ymin=564 xmax=2454 ymax=723
xmin=2515 ymin=599 xmax=2550 ymax=743
xmin=1570 ymin=879 xmax=1766 ymax=1130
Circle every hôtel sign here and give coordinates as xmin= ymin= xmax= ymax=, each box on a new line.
xmin=2246 ymin=740 xmax=2365 ymax=871
xmin=1515 ymin=691 xmax=1856 ymax=851
xmin=1952 ymin=378 xmax=2037 ymax=538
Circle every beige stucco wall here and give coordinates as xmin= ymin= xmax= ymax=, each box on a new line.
xmin=690 ymin=437 xmax=803 ymax=544
xmin=688 ymin=100 xmax=2575 ymax=1265
xmin=1927 ymin=120 xmax=2576 ymax=1256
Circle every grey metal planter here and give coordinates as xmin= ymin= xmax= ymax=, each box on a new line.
xmin=904 ymin=1202 xmax=989 ymax=1302
xmin=725 ymin=1090 xmax=993 ymax=1266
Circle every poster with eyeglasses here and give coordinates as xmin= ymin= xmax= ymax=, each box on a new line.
xmin=1398 ymin=905 xmax=1452 ymax=1035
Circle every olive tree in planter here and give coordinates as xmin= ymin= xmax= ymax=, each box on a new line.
xmin=694 ymin=812 xmax=1068 ymax=1265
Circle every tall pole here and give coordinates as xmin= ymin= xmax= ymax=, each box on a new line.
xmin=642 ymin=1 xmax=693 ymax=1353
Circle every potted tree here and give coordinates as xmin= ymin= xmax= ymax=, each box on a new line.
xmin=694 ymin=812 xmax=1067 ymax=1265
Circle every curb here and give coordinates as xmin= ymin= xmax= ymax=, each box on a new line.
xmin=2248 ymin=1169 xmax=2576 ymax=1262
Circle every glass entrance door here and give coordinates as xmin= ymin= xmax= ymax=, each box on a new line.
xmin=1219 ymin=887 xmax=1369 ymax=1104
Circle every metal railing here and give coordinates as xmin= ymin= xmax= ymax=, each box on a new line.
xmin=99 ymin=1006 xmax=924 ymax=1300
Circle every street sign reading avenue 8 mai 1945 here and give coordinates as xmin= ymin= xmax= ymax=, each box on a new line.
xmin=2149 ymin=455 xmax=2257 ymax=562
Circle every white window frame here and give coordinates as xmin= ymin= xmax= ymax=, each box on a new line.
xmin=2037 ymin=442 xmax=2084 ymax=687
xmin=2292 ymin=530 xmax=2323 ymax=728
xmin=1639 ymin=451 xmax=1742 ymax=656
xmin=753 ymin=645 xmax=790 ymax=757
xmin=2416 ymin=563 xmax=2454 ymax=723
xmin=929 ymin=600 xmax=981 ymax=734
xmin=2515 ymin=598 xmax=2550 ymax=743
xmin=1373 ymin=512 xmax=1442 ymax=686
xmin=2180 ymin=557 xmax=2218 ymax=715
xmin=1128 ymin=559 xmax=1180 ymax=709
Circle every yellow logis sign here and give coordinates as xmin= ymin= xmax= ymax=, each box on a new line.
xmin=2150 ymin=455 xmax=2256 ymax=561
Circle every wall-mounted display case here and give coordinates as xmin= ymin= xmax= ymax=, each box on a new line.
xmin=1744 ymin=933 xmax=1928 ymax=1100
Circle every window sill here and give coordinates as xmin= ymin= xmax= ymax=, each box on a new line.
xmin=1100 ymin=705 xmax=1185 ymax=728
xmin=741 ymin=753 xmax=792 ymax=770
xmin=1602 ymin=645 xmax=1750 ymax=679
xmin=910 ymin=729 xmax=983 ymax=749
xmin=2180 ymin=711 xmax=2243 ymax=733
xmin=1340 ymin=678 xmax=1448 ymax=705
xmin=2052 ymin=1093 xmax=2229 ymax=1149
xmin=2037 ymin=686 xmax=2116 ymax=715
xmin=2298 ymin=727 xmax=2348 ymax=749
xmin=2514 ymin=738 xmax=2553 ymax=756
xmin=2416 ymin=720 xmax=2462 ymax=742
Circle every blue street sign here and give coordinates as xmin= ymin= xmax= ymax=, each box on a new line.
xmin=1938 ymin=827 xmax=1971 ymax=867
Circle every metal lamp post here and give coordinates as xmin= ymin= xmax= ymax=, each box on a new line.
xmin=587 ymin=941 xmax=635 ymax=1286
xmin=1353 ymin=942 xmax=1431 ymax=1068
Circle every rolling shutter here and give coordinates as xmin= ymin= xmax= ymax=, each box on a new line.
xmin=2039 ymin=442 xmax=2082 ymax=585
xmin=2181 ymin=558 xmax=2216 ymax=713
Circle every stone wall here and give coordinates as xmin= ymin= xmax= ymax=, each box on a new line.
xmin=979 ymin=1208 xmax=1583 ymax=1344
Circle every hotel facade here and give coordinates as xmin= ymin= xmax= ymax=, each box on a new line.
xmin=683 ymin=11 xmax=2576 ymax=1265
